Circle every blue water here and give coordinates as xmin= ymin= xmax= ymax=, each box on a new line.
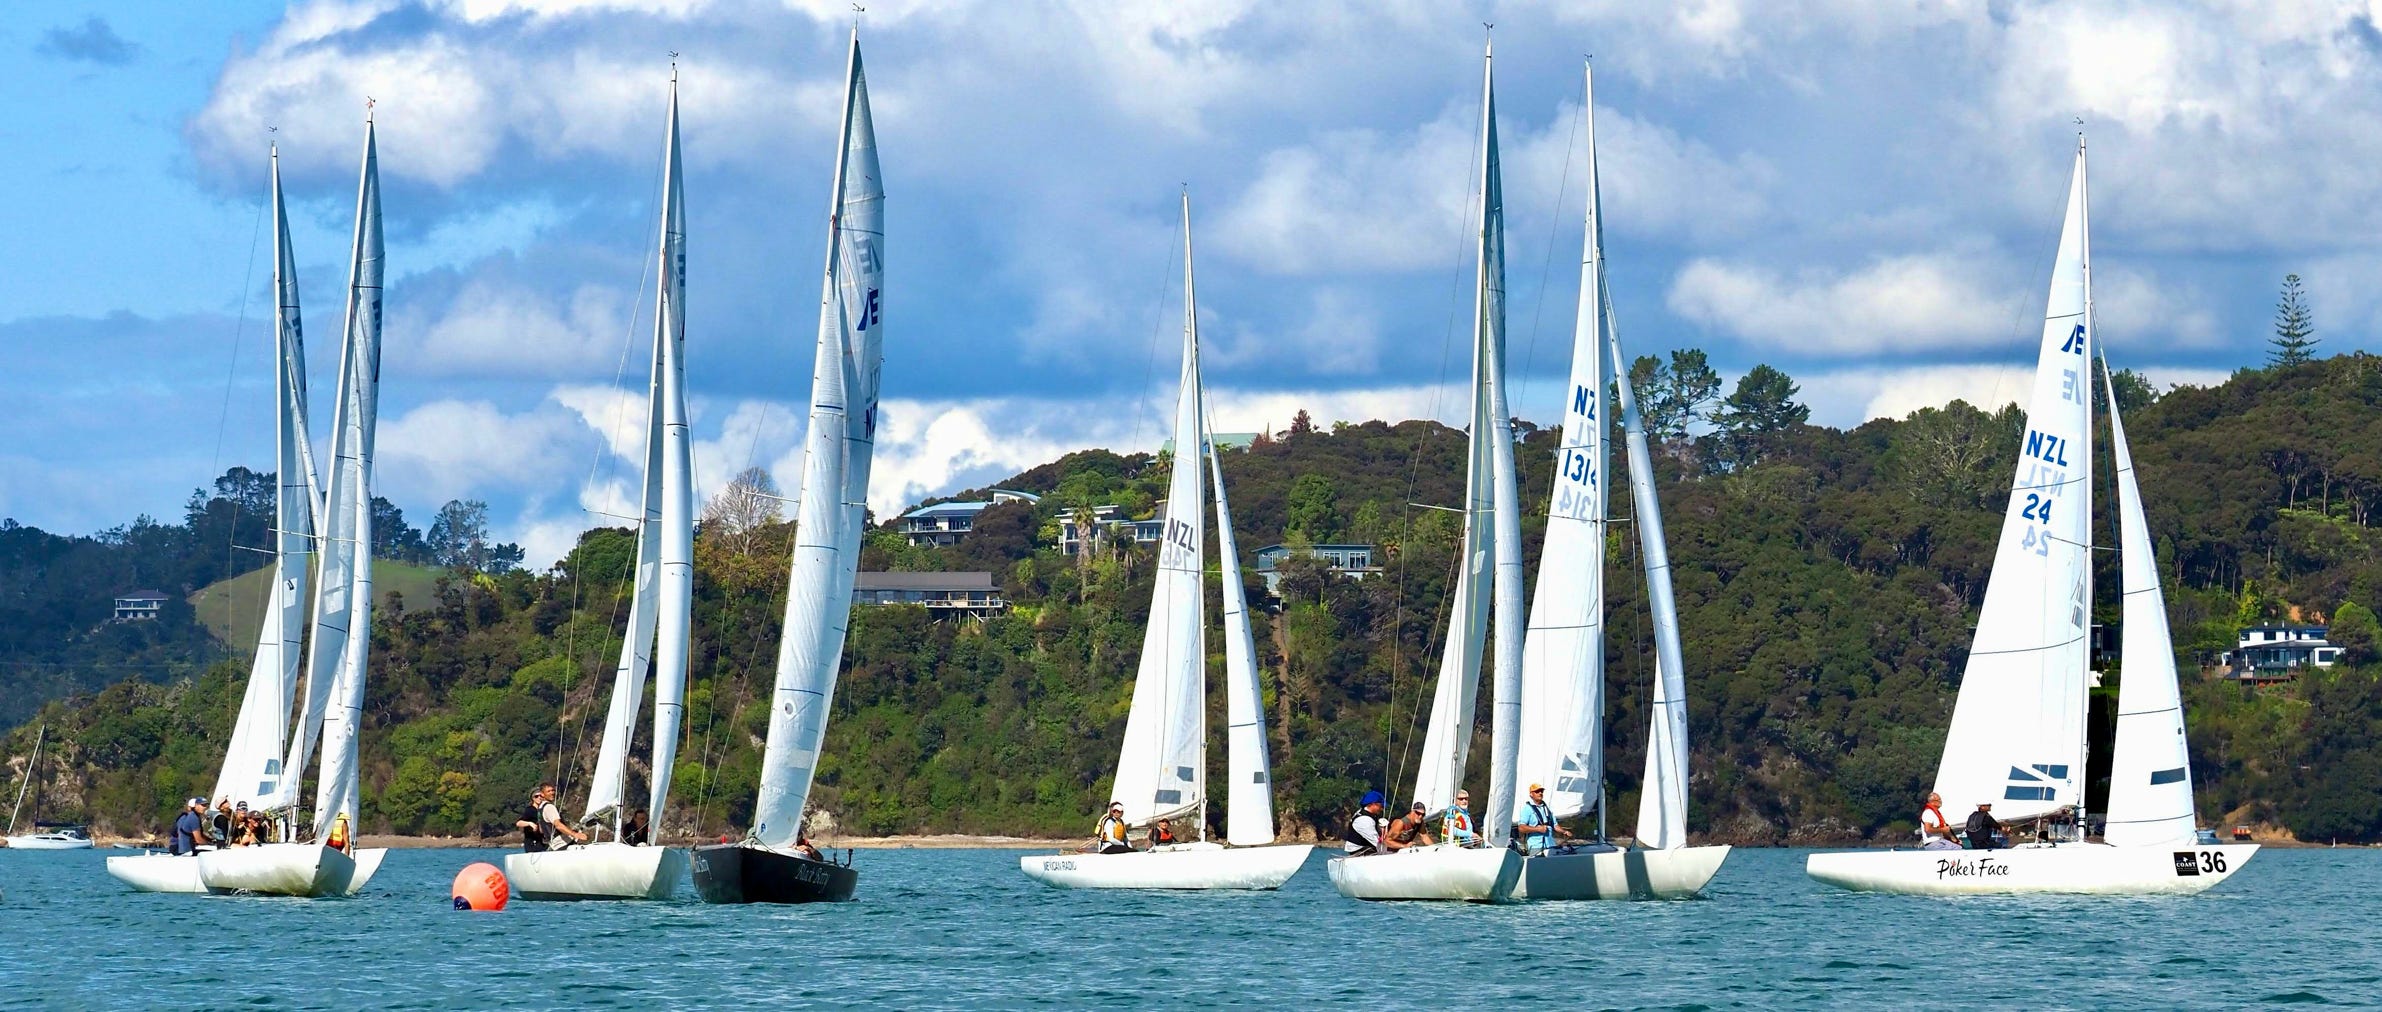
xmin=0 ymin=846 xmax=2364 ymax=1007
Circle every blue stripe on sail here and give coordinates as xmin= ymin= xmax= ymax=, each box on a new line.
xmin=2005 ymin=786 xmax=2056 ymax=801
xmin=2149 ymin=767 xmax=2187 ymax=785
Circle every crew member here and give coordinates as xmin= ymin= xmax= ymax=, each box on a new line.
xmin=622 ymin=809 xmax=651 ymax=847
xmin=1343 ymin=791 xmax=1387 ymax=856
xmin=1918 ymin=792 xmax=1960 ymax=850
xmin=170 ymin=797 xmax=207 ymax=856
xmin=795 ymin=832 xmax=824 ymax=862
xmin=1964 ymin=802 xmax=2003 ymax=850
xmin=1444 ymin=790 xmax=1478 ymax=847
xmin=1093 ymin=801 xmax=1133 ymax=854
xmin=1512 ymin=783 xmax=1572 ymax=855
xmin=1150 ymin=817 xmax=1179 ymax=848
xmin=211 ymin=798 xmax=235 ymax=849
xmin=326 ymin=813 xmax=351 ymax=853
xmin=1383 ymin=802 xmax=1435 ymax=852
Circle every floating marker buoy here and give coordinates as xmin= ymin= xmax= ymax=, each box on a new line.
xmin=452 ymin=861 xmax=509 ymax=911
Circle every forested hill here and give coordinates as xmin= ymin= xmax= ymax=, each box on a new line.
xmin=6 ymin=353 xmax=2381 ymax=845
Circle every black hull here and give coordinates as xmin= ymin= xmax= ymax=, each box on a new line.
xmin=689 ymin=844 xmax=858 ymax=904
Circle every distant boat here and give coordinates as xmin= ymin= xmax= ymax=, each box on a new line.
xmin=507 ymin=68 xmax=694 ymax=903
xmin=1507 ymin=61 xmax=1729 ymax=902
xmin=1806 ymin=139 xmax=2259 ymax=895
xmin=1018 ymin=192 xmax=1312 ymax=891
xmin=691 ymin=29 xmax=881 ymax=905
xmin=6 ymin=725 xmax=94 ymax=850
xmin=1329 ymin=39 xmax=1524 ymax=903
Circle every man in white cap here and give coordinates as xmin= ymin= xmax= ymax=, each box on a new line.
xmin=169 ymin=797 xmax=207 ymax=856
xmin=1092 ymin=801 xmax=1132 ymax=854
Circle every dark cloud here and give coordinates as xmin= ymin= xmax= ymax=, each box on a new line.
xmin=37 ymin=16 xmax=138 ymax=66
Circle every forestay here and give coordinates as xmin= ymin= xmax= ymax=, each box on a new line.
xmin=1516 ymin=61 xmax=1608 ymax=823
xmin=1934 ymin=144 xmax=2095 ymax=822
xmin=753 ymin=36 xmax=882 ymax=851
xmin=1112 ymin=194 xmax=1208 ymax=828
xmin=2101 ymin=359 xmax=2196 ymax=846
xmin=214 ymin=145 xmax=321 ymax=813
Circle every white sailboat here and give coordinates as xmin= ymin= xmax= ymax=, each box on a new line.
xmin=1020 ymin=193 xmax=1312 ymax=891
xmin=7 ymin=725 xmax=94 ymax=850
xmin=1509 ymin=62 xmax=1729 ymax=901
xmin=196 ymin=110 xmax=390 ymax=898
xmin=691 ymin=29 xmax=879 ymax=904
xmin=109 ymin=141 xmax=327 ymax=893
xmin=1329 ymin=41 xmax=1524 ymax=903
xmin=1807 ymin=140 xmax=2257 ymax=896
xmin=507 ymin=70 xmax=694 ymax=902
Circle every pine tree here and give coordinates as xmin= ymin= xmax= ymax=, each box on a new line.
xmin=2270 ymin=273 xmax=2318 ymax=368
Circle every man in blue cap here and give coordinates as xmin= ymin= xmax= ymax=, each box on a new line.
xmin=1343 ymin=791 xmax=1387 ymax=856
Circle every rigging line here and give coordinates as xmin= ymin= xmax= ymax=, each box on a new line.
xmin=206 ymin=188 xmax=271 ymax=654
xmin=1515 ymin=91 xmax=1585 ymax=433
xmin=1131 ymin=214 xmax=1183 ymax=454
xmin=1387 ymin=60 xmax=1496 ymax=802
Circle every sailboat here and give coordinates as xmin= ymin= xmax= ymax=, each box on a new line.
xmin=1507 ymin=62 xmax=1730 ymax=901
xmin=1806 ymin=139 xmax=2258 ymax=895
xmin=690 ymin=29 xmax=879 ymax=905
xmin=506 ymin=70 xmax=695 ymax=903
xmin=1328 ymin=40 xmax=1524 ymax=903
xmin=6 ymin=725 xmax=94 ymax=850
xmin=107 ymin=139 xmax=330 ymax=893
xmin=1019 ymin=193 xmax=1313 ymax=891
xmin=194 ymin=109 xmax=391 ymax=898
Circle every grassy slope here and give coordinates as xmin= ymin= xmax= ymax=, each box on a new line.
xmin=188 ymin=560 xmax=446 ymax=658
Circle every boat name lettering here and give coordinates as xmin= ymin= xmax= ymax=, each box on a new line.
xmin=2023 ymin=430 xmax=2071 ymax=467
xmin=1933 ymin=857 xmax=2010 ymax=880
xmin=1042 ymin=859 xmax=1076 ymax=872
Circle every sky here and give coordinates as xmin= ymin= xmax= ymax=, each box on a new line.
xmin=3 ymin=0 xmax=2377 ymax=566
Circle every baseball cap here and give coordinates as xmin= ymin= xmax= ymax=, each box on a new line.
xmin=1360 ymin=790 xmax=1384 ymax=807
xmin=1528 ymin=783 xmax=1544 ymax=792
xmin=187 ymin=796 xmax=207 ymax=807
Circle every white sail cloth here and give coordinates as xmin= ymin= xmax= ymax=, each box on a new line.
xmin=1211 ymin=423 xmax=1274 ymax=846
xmin=2101 ymin=362 xmax=2197 ymax=846
xmin=753 ymin=36 xmax=883 ymax=851
xmin=1933 ymin=145 xmax=2095 ymax=823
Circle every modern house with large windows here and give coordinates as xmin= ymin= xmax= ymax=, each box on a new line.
xmin=112 ymin=589 xmax=167 ymax=622
xmin=896 ymin=489 xmax=1040 ymax=547
xmin=852 ymin=571 xmax=1007 ymax=616
xmin=2219 ymin=624 xmax=2341 ymax=681
xmin=1253 ymin=543 xmax=1381 ymax=596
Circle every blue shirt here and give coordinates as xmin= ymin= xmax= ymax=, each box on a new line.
xmin=1515 ymin=799 xmax=1558 ymax=855
xmin=170 ymin=811 xmax=202 ymax=855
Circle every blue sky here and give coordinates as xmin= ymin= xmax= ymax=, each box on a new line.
xmin=4 ymin=1 xmax=2376 ymax=564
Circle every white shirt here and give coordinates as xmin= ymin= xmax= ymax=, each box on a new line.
xmin=1920 ymin=806 xmax=1948 ymax=839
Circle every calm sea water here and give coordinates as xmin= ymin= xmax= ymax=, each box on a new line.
xmin=0 ymin=845 xmax=2364 ymax=1007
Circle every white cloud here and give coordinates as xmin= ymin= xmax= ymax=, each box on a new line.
xmin=375 ymin=397 xmax=588 ymax=505
xmin=395 ymin=279 xmax=636 ymax=378
xmin=1667 ymin=252 xmax=2030 ymax=356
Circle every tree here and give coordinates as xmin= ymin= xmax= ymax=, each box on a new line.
xmin=425 ymin=499 xmax=492 ymax=571
xmin=2106 ymin=368 xmax=2159 ymax=415
xmin=703 ymin=466 xmax=783 ymax=555
xmin=1284 ymin=473 xmax=1339 ymax=543
xmin=1656 ymin=348 xmax=1721 ymax=440
xmin=2270 ymin=273 xmax=2318 ymax=368
xmin=2332 ymin=601 xmax=2379 ymax=667
xmin=1287 ymin=409 xmax=1317 ymax=439
xmin=372 ymin=497 xmax=428 ymax=563
xmin=1711 ymin=364 xmax=1809 ymax=470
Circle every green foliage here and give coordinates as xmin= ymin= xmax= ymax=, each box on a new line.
xmin=2270 ymin=273 xmax=2318 ymax=368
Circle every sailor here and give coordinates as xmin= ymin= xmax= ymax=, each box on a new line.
xmin=1150 ymin=817 xmax=1179 ymax=848
xmin=169 ymin=797 xmax=207 ymax=856
xmin=1443 ymin=790 xmax=1479 ymax=847
xmin=1093 ymin=801 xmax=1133 ymax=855
xmin=230 ymin=802 xmax=253 ymax=846
xmin=1918 ymin=792 xmax=1960 ymax=850
xmin=1383 ymin=802 xmax=1435 ymax=852
xmin=795 ymin=832 xmax=824 ymax=862
xmin=211 ymin=797 xmax=235 ymax=848
xmin=326 ymin=813 xmax=351 ymax=853
xmin=621 ymin=809 xmax=651 ymax=847
xmin=1343 ymin=791 xmax=1387 ymax=856
xmin=1512 ymin=783 xmax=1571 ymax=855
xmin=1964 ymin=802 xmax=2003 ymax=850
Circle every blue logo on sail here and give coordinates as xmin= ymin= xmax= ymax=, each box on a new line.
xmin=2004 ymin=763 xmax=2068 ymax=802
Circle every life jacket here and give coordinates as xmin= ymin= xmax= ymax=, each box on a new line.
xmin=522 ymin=802 xmax=550 ymax=852
xmin=1153 ymin=824 xmax=1178 ymax=846
xmin=1096 ymin=814 xmax=1127 ymax=847
xmin=1922 ymin=803 xmax=1948 ymax=836
xmin=1343 ymin=812 xmax=1381 ymax=855
xmin=327 ymin=820 xmax=350 ymax=852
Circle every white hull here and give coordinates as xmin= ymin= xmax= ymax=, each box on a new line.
xmin=197 ymin=843 xmax=358 ymax=897
xmin=1327 ymin=844 xmax=1521 ymax=902
xmin=106 ymin=852 xmax=208 ymax=893
xmin=345 ymin=847 xmax=386 ymax=895
xmin=505 ymin=844 xmax=689 ymax=900
xmin=4 ymin=834 xmax=94 ymax=850
xmin=1806 ymin=842 xmax=2259 ymax=896
xmin=1514 ymin=843 xmax=1730 ymax=900
xmin=1019 ymin=841 xmax=1312 ymax=890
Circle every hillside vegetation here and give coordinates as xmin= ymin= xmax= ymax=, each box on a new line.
xmin=6 ymin=353 xmax=2381 ymax=845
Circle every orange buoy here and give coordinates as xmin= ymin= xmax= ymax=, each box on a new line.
xmin=452 ymin=861 xmax=509 ymax=911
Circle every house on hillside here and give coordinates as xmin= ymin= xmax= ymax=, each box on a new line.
xmin=113 ymin=590 xmax=167 ymax=622
xmin=2219 ymin=625 xmax=2341 ymax=681
xmin=1056 ymin=504 xmax=1167 ymax=558
xmin=1254 ymin=543 xmax=1381 ymax=596
xmin=852 ymin=571 xmax=1006 ymax=616
xmin=896 ymin=489 xmax=1039 ymax=547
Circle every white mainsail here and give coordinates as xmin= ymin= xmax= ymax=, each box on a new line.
xmin=214 ymin=145 xmax=322 ymax=812
xmin=2101 ymin=359 xmax=2196 ymax=846
xmin=1210 ymin=418 xmax=1274 ymax=845
xmin=1933 ymin=142 xmax=2094 ymax=823
xmin=752 ymin=34 xmax=881 ymax=851
xmin=585 ymin=75 xmax=694 ymax=829
xmin=1113 ymin=192 xmax=1208 ymax=828
xmin=1516 ymin=61 xmax=1609 ymax=824
xmin=309 ymin=114 xmax=384 ymax=838
xmin=1412 ymin=44 xmax=1524 ymax=844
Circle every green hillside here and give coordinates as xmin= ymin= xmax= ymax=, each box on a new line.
xmin=189 ymin=559 xmax=447 ymax=657
xmin=5 ymin=353 xmax=2380 ymax=845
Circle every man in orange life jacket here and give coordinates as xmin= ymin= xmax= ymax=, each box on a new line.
xmin=1918 ymin=792 xmax=1960 ymax=850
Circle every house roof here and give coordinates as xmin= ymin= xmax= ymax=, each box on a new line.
xmin=854 ymin=571 xmax=997 ymax=591
xmin=117 ymin=589 xmax=168 ymax=601
xmin=902 ymin=500 xmax=992 ymax=519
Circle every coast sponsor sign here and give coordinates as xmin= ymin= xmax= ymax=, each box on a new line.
xmin=2174 ymin=850 xmax=2228 ymax=877
xmin=1934 ymin=856 xmax=2012 ymax=880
